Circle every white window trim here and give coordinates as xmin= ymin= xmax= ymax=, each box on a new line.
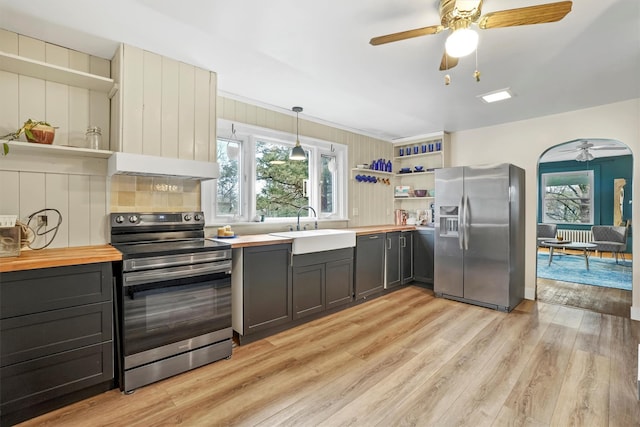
xmin=541 ymin=170 xmax=594 ymax=225
xmin=202 ymin=119 xmax=348 ymax=225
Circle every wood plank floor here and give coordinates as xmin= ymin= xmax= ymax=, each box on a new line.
xmin=18 ymin=286 xmax=640 ymax=427
xmin=536 ymin=248 xmax=632 ymax=318
xmin=537 ymin=278 xmax=632 ymax=318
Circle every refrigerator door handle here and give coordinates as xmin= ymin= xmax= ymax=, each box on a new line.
xmin=458 ymin=196 xmax=464 ymax=250
xmin=464 ymin=194 xmax=470 ymax=250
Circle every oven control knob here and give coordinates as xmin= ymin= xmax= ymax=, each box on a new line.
xmin=194 ymin=214 xmax=202 ymax=222
xmin=115 ymin=215 xmax=125 ymax=224
xmin=184 ymin=214 xmax=192 ymax=221
xmin=129 ymin=215 xmax=138 ymax=223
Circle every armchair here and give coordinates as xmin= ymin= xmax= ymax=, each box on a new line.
xmin=537 ymin=223 xmax=557 ymax=247
xmin=590 ymin=225 xmax=628 ymax=263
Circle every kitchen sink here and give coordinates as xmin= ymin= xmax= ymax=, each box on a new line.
xmin=269 ymin=229 xmax=356 ymax=254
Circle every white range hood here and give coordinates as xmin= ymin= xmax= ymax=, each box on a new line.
xmin=108 ymin=152 xmax=219 ymax=180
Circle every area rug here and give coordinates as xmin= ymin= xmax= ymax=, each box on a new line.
xmin=537 ymin=252 xmax=632 ymax=291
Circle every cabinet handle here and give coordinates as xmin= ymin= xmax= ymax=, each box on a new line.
xmin=400 ymin=236 xmax=406 ymax=247
xmin=369 ymin=235 xmax=379 ymax=239
xmin=387 ymin=238 xmax=391 ymax=250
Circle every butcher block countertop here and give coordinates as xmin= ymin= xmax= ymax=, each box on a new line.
xmin=0 ymin=225 xmax=421 ymax=271
xmin=210 ymin=225 xmax=417 ymax=249
xmin=209 ymin=234 xmax=294 ymax=249
xmin=0 ymin=245 xmax=123 ymax=273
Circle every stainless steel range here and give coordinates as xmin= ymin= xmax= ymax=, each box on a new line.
xmin=110 ymin=212 xmax=232 ymax=393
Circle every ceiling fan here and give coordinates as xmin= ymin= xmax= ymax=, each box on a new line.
xmin=560 ymin=141 xmax=628 ymax=162
xmin=370 ymin=0 xmax=573 ymax=71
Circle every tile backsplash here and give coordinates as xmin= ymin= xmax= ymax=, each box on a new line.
xmin=110 ymin=175 xmax=200 ymax=212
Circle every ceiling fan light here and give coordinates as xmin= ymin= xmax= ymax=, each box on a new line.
xmin=445 ymin=28 xmax=478 ymax=58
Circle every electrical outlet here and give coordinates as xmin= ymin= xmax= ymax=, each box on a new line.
xmin=353 ymin=208 xmax=358 ymax=216
xmin=37 ymin=215 xmax=48 ymax=226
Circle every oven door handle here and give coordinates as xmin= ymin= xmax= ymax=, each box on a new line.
xmin=123 ymin=260 xmax=232 ymax=287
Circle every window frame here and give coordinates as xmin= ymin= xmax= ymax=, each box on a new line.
xmin=541 ymin=170 xmax=595 ymax=225
xmin=203 ymin=120 xmax=348 ymax=225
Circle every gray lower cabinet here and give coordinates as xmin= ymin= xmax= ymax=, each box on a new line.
xmin=385 ymin=231 xmax=414 ymax=288
xmin=325 ymin=258 xmax=354 ymax=309
xmin=413 ymin=228 xmax=435 ymax=284
xmin=242 ymin=244 xmax=292 ymax=335
xmin=0 ymin=262 xmax=114 ymax=427
xmin=292 ymin=248 xmax=354 ymax=319
xmin=355 ymin=233 xmax=385 ymax=300
xmin=401 ymin=231 xmax=414 ymax=284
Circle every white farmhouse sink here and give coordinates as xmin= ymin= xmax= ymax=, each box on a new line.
xmin=269 ymin=229 xmax=356 ymax=254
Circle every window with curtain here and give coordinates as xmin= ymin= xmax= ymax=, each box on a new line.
xmin=542 ymin=170 xmax=594 ymax=224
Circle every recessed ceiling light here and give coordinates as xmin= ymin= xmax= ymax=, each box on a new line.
xmin=478 ymin=89 xmax=513 ymax=104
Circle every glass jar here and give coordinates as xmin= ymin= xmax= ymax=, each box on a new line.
xmin=85 ymin=126 xmax=102 ymax=150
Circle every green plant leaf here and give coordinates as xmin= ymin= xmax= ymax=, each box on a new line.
xmin=2 ymin=142 xmax=9 ymax=156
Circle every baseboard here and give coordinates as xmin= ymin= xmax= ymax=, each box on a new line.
xmin=631 ymin=305 xmax=640 ymax=321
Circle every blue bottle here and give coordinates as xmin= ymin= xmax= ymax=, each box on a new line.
xmin=386 ymin=160 xmax=392 ymax=172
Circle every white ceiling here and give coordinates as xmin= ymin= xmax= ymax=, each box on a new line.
xmin=1 ymin=0 xmax=638 ymax=142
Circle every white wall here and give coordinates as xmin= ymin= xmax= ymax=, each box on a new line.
xmin=449 ymin=98 xmax=640 ymax=318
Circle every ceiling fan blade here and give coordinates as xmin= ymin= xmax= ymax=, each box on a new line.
xmin=439 ymin=51 xmax=459 ymax=71
xmin=478 ymin=1 xmax=572 ymax=30
xmin=590 ymin=146 xmax=628 ymax=150
xmin=370 ymin=25 xmax=444 ymax=46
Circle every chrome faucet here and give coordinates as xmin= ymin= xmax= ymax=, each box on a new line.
xmin=296 ymin=205 xmax=318 ymax=231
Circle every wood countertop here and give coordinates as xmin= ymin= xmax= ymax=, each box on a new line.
xmin=209 ymin=234 xmax=294 ymax=249
xmin=350 ymin=225 xmax=417 ymax=235
xmin=0 ymin=225 xmax=423 ymax=271
xmin=208 ymin=225 xmax=419 ymax=249
xmin=0 ymin=245 xmax=123 ymax=273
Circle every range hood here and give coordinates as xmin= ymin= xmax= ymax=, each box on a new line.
xmin=108 ymin=152 xmax=219 ymax=180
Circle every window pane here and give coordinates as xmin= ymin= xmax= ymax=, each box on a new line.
xmin=255 ymin=140 xmax=309 ymax=218
xmin=216 ymin=138 xmax=241 ymax=217
xmin=542 ymin=171 xmax=593 ymax=224
xmin=320 ymin=155 xmax=336 ymax=214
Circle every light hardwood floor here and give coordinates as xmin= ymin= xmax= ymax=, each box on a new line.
xmin=18 ymin=286 xmax=640 ymax=427
xmin=537 ymin=278 xmax=632 ymax=318
xmin=536 ymin=249 xmax=633 ymax=318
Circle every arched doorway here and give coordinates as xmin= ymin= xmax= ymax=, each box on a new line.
xmin=536 ymin=138 xmax=633 ymax=317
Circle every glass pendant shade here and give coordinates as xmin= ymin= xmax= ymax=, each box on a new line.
xmin=445 ymin=28 xmax=479 ymax=58
xmin=576 ymin=150 xmax=594 ymax=162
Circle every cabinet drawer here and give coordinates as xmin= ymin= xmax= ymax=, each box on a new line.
xmin=1 ymin=302 xmax=112 ymax=367
xmin=0 ymin=263 xmax=112 ymax=319
xmin=0 ymin=342 xmax=113 ymax=415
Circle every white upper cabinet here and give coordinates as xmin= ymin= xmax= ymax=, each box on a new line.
xmin=110 ymin=44 xmax=217 ymax=162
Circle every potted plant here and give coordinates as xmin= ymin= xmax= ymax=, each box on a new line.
xmin=1 ymin=119 xmax=56 ymax=155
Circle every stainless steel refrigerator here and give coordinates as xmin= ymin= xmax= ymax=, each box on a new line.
xmin=434 ymin=163 xmax=525 ymax=312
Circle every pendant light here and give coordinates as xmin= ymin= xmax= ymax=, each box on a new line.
xmin=290 ymin=106 xmax=306 ymax=160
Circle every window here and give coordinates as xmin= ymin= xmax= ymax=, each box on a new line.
xmin=542 ymin=170 xmax=594 ymax=224
xmin=205 ymin=120 xmax=347 ymax=224
xmin=216 ymin=138 xmax=242 ymax=219
xmin=256 ymin=138 xmax=309 ymax=217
